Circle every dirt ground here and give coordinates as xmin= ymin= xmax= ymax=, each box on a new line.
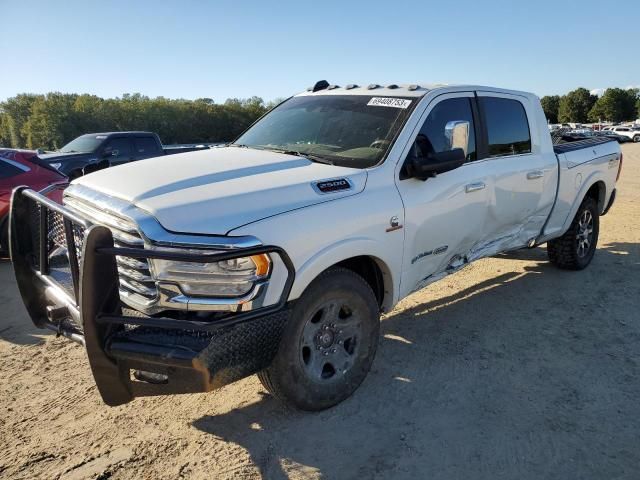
xmin=1 ymin=144 xmax=639 ymax=480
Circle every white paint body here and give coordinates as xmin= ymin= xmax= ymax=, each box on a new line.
xmin=73 ymin=85 xmax=621 ymax=312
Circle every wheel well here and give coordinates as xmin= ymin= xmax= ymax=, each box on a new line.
xmin=585 ymin=181 xmax=606 ymax=213
xmin=68 ymin=168 xmax=83 ymax=180
xmin=335 ymin=256 xmax=386 ymax=308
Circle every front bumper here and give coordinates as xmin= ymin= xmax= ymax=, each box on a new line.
xmin=10 ymin=187 xmax=294 ymax=406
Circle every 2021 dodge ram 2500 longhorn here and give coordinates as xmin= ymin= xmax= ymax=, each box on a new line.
xmin=10 ymin=82 xmax=622 ymax=411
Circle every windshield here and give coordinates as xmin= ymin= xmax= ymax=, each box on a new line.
xmin=59 ymin=135 xmax=106 ymax=153
xmin=234 ymin=95 xmax=417 ymax=169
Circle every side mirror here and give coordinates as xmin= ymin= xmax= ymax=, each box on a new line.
xmin=408 ymin=148 xmax=466 ymax=180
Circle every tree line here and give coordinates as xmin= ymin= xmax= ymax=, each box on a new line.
xmin=541 ymin=87 xmax=640 ymax=125
xmin=0 ymin=93 xmax=280 ymax=150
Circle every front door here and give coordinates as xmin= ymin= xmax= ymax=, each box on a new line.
xmin=395 ymin=93 xmax=490 ymax=298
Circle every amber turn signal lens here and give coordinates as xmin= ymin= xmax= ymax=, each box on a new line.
xmin=251 ymin=254 xmax=271 ymax=276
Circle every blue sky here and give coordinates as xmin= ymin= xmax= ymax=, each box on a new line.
xmin=0 ymin=0 xmax=636 ymax=102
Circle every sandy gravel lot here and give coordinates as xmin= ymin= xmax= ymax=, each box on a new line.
xmin=1 ymin=144 xmax=639 ymax=480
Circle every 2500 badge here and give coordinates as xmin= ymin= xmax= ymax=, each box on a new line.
xmin=315 ymin=178 xmax=351 ymax=193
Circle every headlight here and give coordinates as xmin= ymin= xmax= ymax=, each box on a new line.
xmin=150 ymin=253 xmax=271 ymax=297
xmin=50 ymin=162 xmax=62 ymax=170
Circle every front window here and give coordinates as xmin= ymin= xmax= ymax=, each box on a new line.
xmin=234 ymin=95 xmax=417 ymax=169
xmin=59 ymin=134 xmax=106 ymax=153
xmin=413 ymin=97 xmax=477 ymax=162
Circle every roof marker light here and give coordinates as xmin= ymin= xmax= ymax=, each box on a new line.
xmin=386 ymin=84 xmax=399 ymax=89
xmin=345 ymin=84 xmax=358 ymax=90
xmin=312 ymin=80 xmax=330 ymax=92
xmin=407 ymin=84 xmax=420 ymax=91
xmin=367 ymin=84 xmax=380 ymax=90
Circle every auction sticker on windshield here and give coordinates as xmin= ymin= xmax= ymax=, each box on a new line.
xmin=367 ymin=97 xmax=412 ymax=109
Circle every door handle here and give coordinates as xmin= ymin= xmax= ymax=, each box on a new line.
xmin=527 ymin=170 xmax=544 ymax=180
xmin=465 ymin=182 xmax=486 ymax=193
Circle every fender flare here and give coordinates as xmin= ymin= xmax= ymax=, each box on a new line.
xmin=559 ymin=173 xmax=607 ymax=236
xmin=288 ymin=237 xmax=398 ymax=312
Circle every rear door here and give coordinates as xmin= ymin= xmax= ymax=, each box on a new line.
xmin=475 ymin=92 xmax=557 ymax=252
xmin=133 ymin=136 xmax=163 ymax=160
xmin=103 ymin=138 xmax=135 ymax=166
xmin=395 ymin=92 xmax=490 ymax=297
xmin=0 ymin=156 xmax=32 ymax=217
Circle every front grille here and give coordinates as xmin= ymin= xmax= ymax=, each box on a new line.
xmin=48 ymin=210 xmax=84 ymax=258
xmin=64 ymin=196 xmax=158 ymax=304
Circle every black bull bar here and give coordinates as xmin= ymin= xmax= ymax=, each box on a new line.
xmin=9 ymin=187 xmax=294 ymax=406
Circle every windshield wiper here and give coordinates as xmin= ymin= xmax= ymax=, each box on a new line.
xmin=266 ymin=148 xmax=334 ymax=165
xmin=230 ymin=144 xmax=335 ymax=165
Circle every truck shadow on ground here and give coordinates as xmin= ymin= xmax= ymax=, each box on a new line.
xmin=192 ymin=242 xmax=640 ymax=480
xmin=0 ymin=258 xmax=46 ymax=345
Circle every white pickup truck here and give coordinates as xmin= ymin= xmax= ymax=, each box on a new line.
xmin=10 ymin=82 xmax=622 ymax=411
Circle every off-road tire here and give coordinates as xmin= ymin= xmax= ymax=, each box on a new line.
xmin=547 ymin=196 xmax=599 ymax=270
xmin=258 ymin=267 xmax=380 ymax=411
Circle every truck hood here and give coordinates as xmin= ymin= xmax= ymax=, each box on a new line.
xmin=72 ymin=146 xmax=367 ymax=235
xmin=38 ymin=151 xmax=94 ymax=162
xmin=37 ymin=151 xmax=96 ymax=176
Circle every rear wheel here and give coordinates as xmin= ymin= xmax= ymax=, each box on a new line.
xmin=633 ymin=134 xmax=640 ymax=143
xmin=547 ymin=196 xmax=599 ymax=270
xmin=258 ymin=267 xmax=380 ymax=411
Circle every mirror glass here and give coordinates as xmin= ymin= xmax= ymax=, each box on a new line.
xmin=444 ymin=120 xmax=470 ymax=156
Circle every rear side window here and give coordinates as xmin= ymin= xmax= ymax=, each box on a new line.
xmin=104 ymin=138 xmax=133 ymax=159
xmin=134 ymin=137 xmax=161 ymax=156
xmin=0 ymin=158 xmax=29 ymax=179
xmin=480 ymin=97 xmax=531 ymax=157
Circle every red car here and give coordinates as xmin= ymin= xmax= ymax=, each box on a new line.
xmin=0 ymin=149 xmax=68 ymax=255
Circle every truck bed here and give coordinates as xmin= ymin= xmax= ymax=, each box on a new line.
xmin=541 ymin=135 xmax=620 ymax=242
xmin=553 ymin=136 xmax=615 ymax=154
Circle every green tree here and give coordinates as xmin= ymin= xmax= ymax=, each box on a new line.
xmin=558 ymin=88 xmax=597 ymax=123
xmin=0 ymin=92 xmax=271 ymax=149
xmin=540 ymin=95 xmax=560 ymax=124
xmin=1 ymin=93 xmax=42 ymax=147
xmin=23 ymin=93 xmax=80 ymax=149
xmin=0 ymin=112 xmax=11 ymax=147
xmin=588 ymin=88 xmax=638 ymax=123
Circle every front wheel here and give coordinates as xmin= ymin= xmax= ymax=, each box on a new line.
xmin=633 ymin=135 xmax=640 ymax=143
xmin=258 ymin=267 xmax=380 ymax=411
xmin=547 ymin=196 xmax=599 ymax=270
